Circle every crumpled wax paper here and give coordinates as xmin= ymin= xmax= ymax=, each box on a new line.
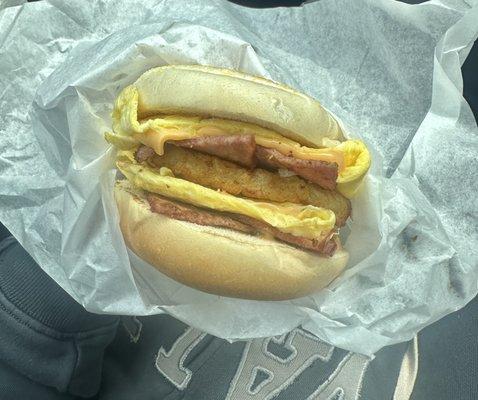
xmin=0 ymin=0 xmax=477 ymax=355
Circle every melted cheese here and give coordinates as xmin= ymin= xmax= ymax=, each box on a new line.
xmin=109 ymin=85 xmax=371 ymax=199
xmin=112 ymin=86 xmax=345 ymax=170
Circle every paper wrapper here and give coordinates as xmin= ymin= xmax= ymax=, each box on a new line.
xmin=0 ymin=0 xmax=477 ymax=355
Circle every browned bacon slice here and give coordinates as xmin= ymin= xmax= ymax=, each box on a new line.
xmin=256 ymin=146 xmax=338 ymax=190
xmin=146 ymin=193 xmax=337 ymax=256
xmin=232 ymin=214 xmax=337 ymax=256
xmin=147 ymin=193 xmax=255 ymax=234
xmin=175 ymin=135 xmax=256 ymax=168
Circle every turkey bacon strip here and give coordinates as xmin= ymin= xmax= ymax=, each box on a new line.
xmin=176 ymin=135 xmax=256 ymax=168
xmin=256 ymin=146 xmax=338 ymax=190
xmin=146 ymin=192 xmax=337 ymax=256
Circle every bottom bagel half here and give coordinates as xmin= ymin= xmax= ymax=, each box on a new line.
xmin=115 ymin=180 xmax=349 ymax=300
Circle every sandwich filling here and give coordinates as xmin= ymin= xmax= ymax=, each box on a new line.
xmin=146 ymin=193 xmax=337 ymax=256
xmin=108 ymin=84 xmax=371 ymax=256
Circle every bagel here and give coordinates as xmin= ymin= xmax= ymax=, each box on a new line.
xmin=105 ymin=65 xmax=370 ymax=300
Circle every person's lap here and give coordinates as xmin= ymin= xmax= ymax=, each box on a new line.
xmin=0 ymin=226 xmax=476 ymax=400
xmin=0 ymin=233 xmax=118 ymax=399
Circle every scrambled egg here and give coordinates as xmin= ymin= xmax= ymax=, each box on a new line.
xmin=117 ymin=150 xmax=336 ymax=239
xmin=107 ymin=85 xmax=371 ymax=199
xmin=335 ymin=140 xmax=371 ymax=198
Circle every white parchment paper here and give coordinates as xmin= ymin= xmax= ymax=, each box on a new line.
xmin=0 ymin=0 xmax=477 ymax=355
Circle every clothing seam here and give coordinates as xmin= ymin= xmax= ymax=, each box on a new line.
xmin=0 ymin=239 xmax=119 ymax=338
xmin=188 ymin=339 xmax=228 ymax=377
xmin=66 ymin=336 xmax=81 ymax=396
xmin=155 ymin=329 xmax=207 ymax=390
xmin=0 ymin=288 xmax=118 ymax=341
xmin=0 ymin=236 xmax=16 ymax=254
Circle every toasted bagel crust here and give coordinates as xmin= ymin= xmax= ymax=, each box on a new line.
xmin=134 ymin=65 xmax=344 ymax=147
